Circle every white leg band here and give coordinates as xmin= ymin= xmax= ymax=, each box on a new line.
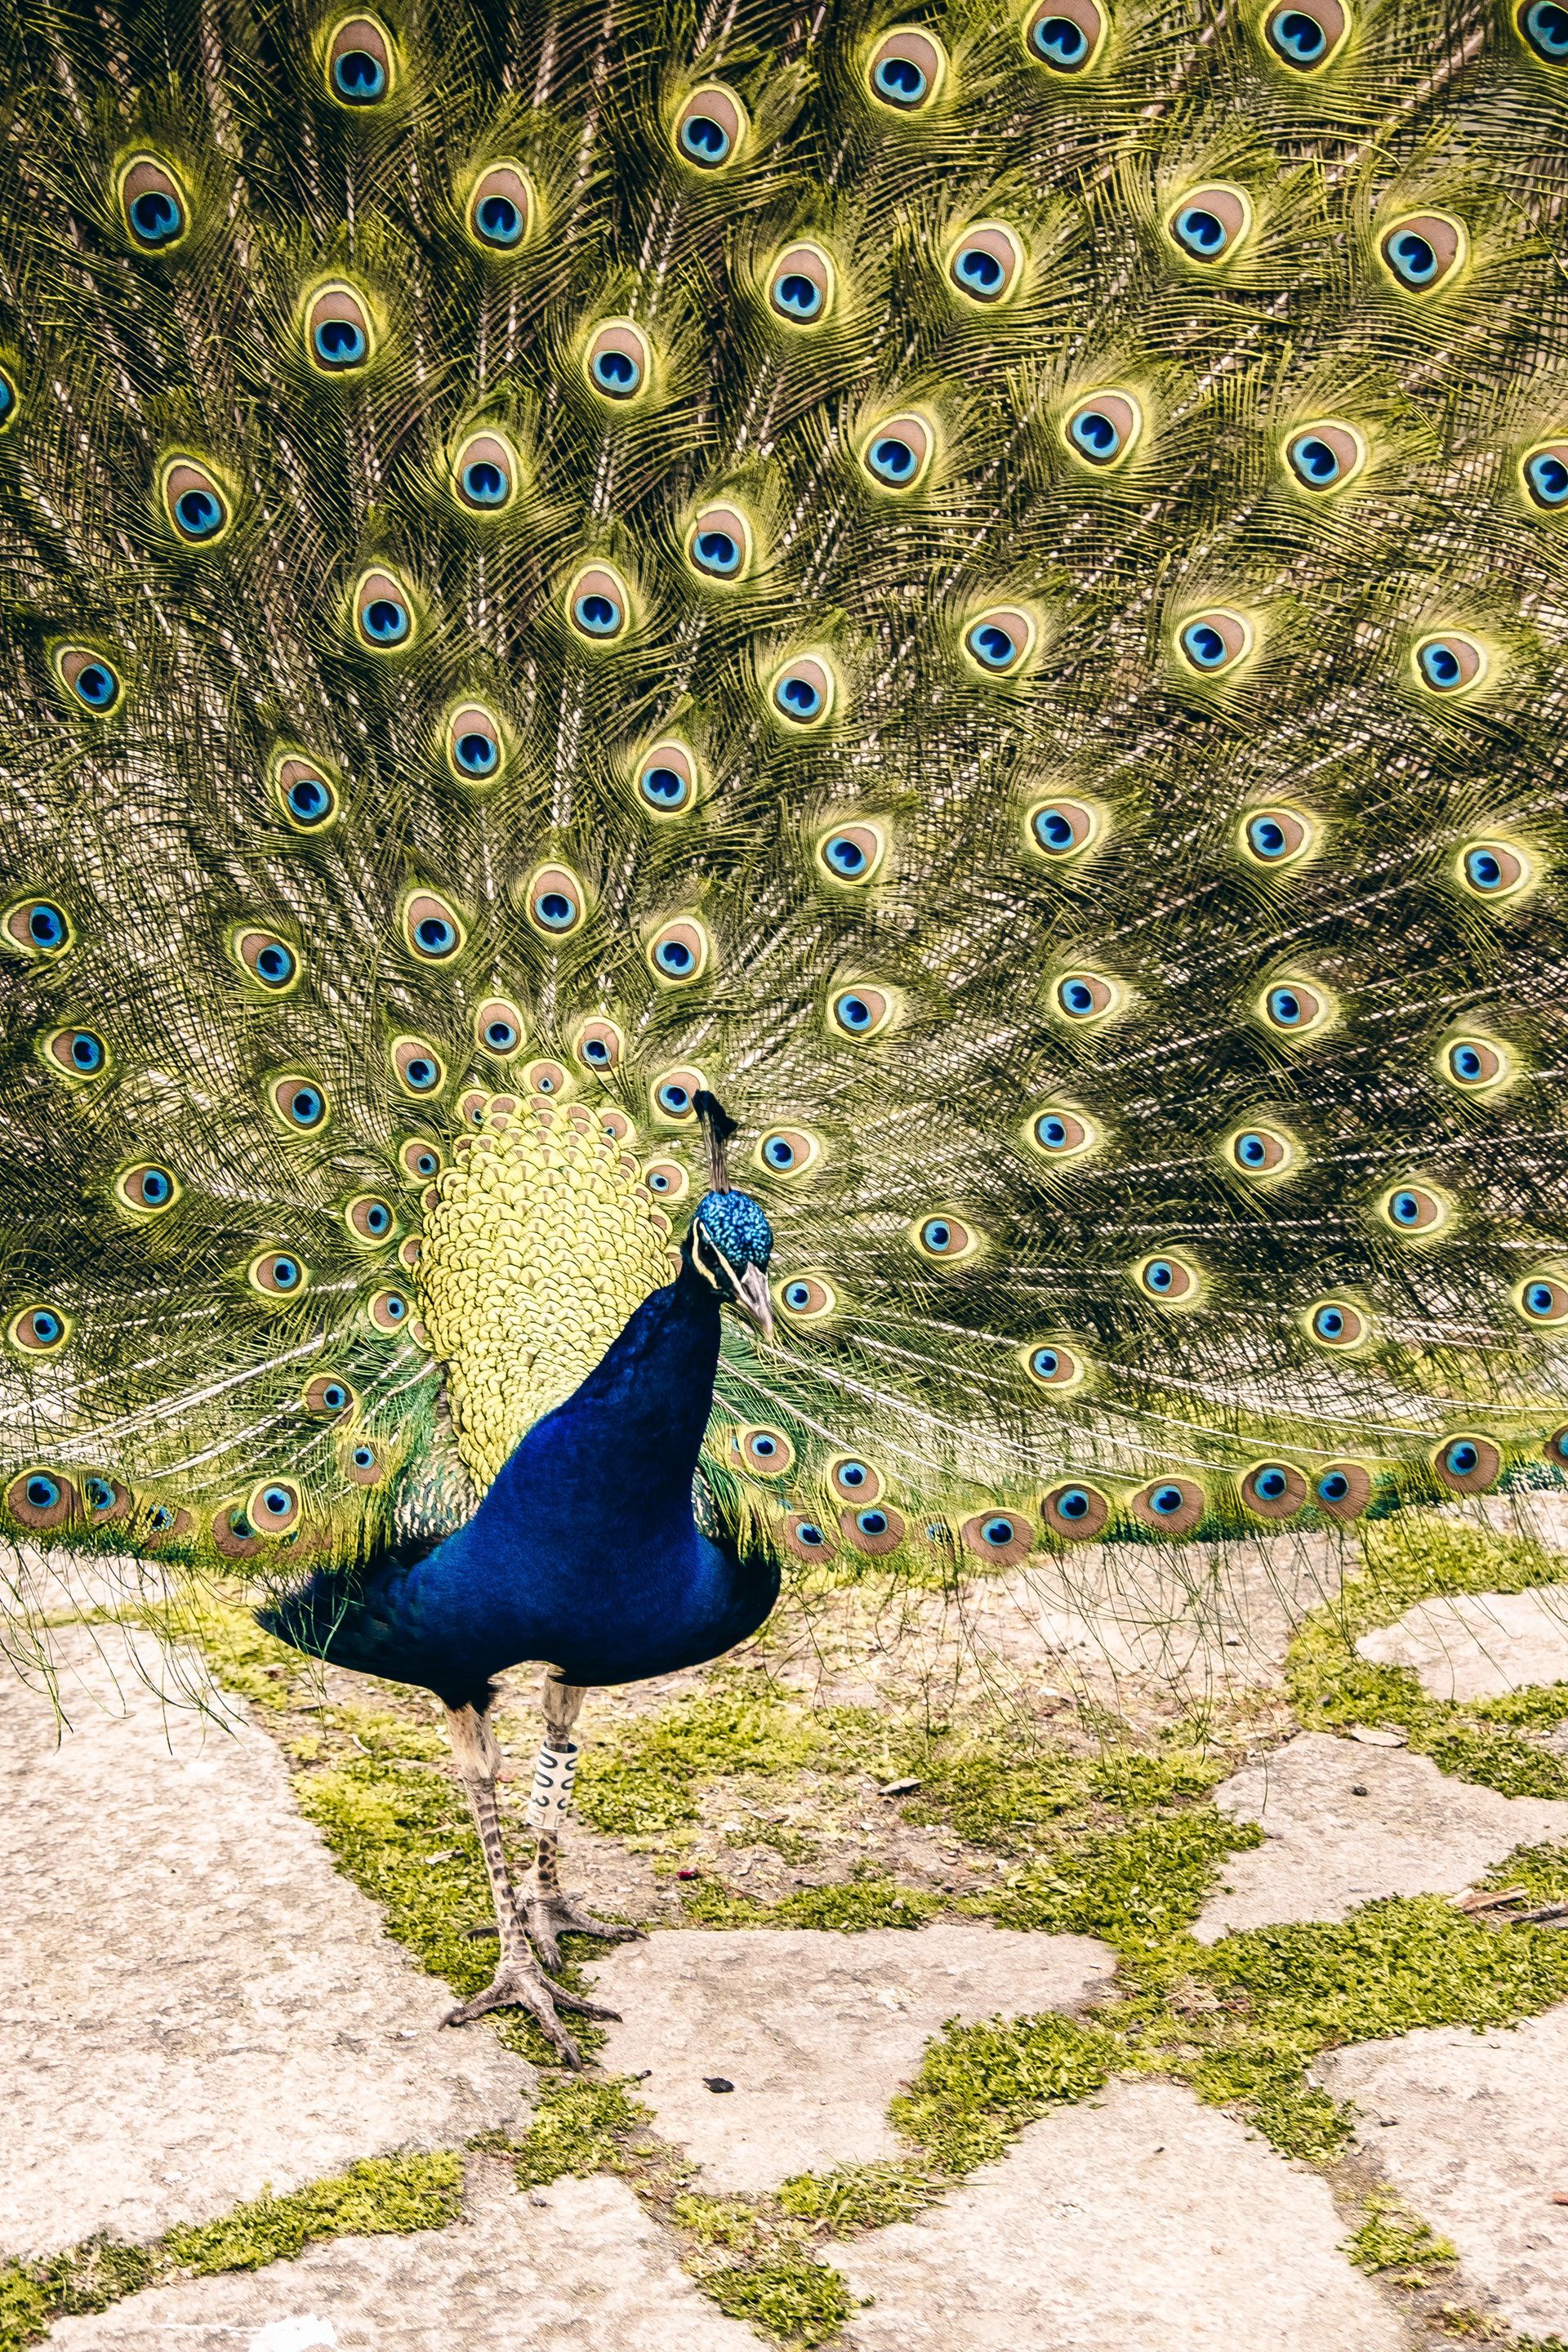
xmin=523 ymin=1738 xmax=579 ymax=1833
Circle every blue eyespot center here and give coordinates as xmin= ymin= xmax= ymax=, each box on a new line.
xmin=825 ymin=835 xmax=866 ymax=875
xmin=922 ymin=1218 xmax=951 ymax=1252
xmin=69 ymin=1031 xmax=105 ymax=1071
xmin=1524 ymin=0 xmax=1568 ymax=53
xmin=354 ymin=1444 xmax=376 ymax=1468
xmin=1315 ymin=1306 xmax=1346 ymax=1339
xmin=764 ymin=1136 xmax=795 ymax=1169
xmin=695 ymin=528 xmax=741 ymax=574
xmin=773 ymin=270 xmax=823 ymax=318
xmin=416 ymin=916 xmax=458 ymax=956
xmin=256 ymin=943 xmax=294 ymax=985
xmin=1526 ymin=1281 xmax=1558 ymax=1317
xmin=857 ymin=1507 xmax=889 ymax=1535
xmin=31 ymin=1312 xmax=62 ymax=1343
xmin=288 ymin=1085 xmax=323 ymax=1126
xmin=777 ymin=674 xmax=823 ymax=717
xmin=1034 ymin=807 xmax=1077 ymax=851
xmin=680 ymin=113 xmax=730 ymax=163
xmin=485 ymin=1019 xmax=518 ymax=1051
xmin=785 ymin=1281 xmax=811 ymax=1308
xmin=461 ymin=460 xmax=508 ymax=506
xmin=1061 ymin=980 xmax=1096 ymax=1016
xmin=286 ymin=774 xmax=331 ymax=822
xmin=1031 ymin=1348 xmax=1060 ymax=1378
xmin=1446 ymin=1440 xmax=1480 ymax=1477
xmin=1290 ymin=434 xmax=1340 ymax=483
xmin=365 ymin=1203 xmax=391 ymax=1235
xmin=870 ymin=434 xmax=917 ymax=483
xmin=582 ymin=1037 xmax=610 ymax=1065
xmin=1317 ymin=1471 xmax=1351 ymax=1503
xmin=1151 ymin=1483 xmax=1185 ymax=1515
xmin=751 ymin=1434 xmax=777 ymax=1458
xmin=314 ymin=318 xmax=368 ymax=366
xmin=1249 ymin=816 xmax=1288 ymax=857
xmin=333 ymin=48 xmax=387 ymax=99
xmin=658 ymin=1083 xmax=691 ymax=1114
xmin=1144 ymin=1259 xmax=1174 ymax=1292
xmin=1069 ymin=408 xmax=1120 ymax=459
xmin=85 ymin=1477 xmax=114 ymax=1512
xmin=383 ymin=1294 xmax=407 ymax=1320
xmin=969 ymin=621 xmax=1018 ymax=668
xmin=1419 ymin=640 xmax=1463 ymax=688
xmin=404 ymin=1058 xmax=438 ymax=1089
xmin=1032 ymin=14 xmax=1089 ymax=63
xmin=1268 ymin=6 xmax=1329 ymax=60
xmin=176 ymin=487 xmax=223 ymax=536
xmin=73 ymin=662 xmax=118 ymax=709
xmin=591 ymin=349 xmax=639 ymax=394
xmin=1452 ymin=1045 xmax=1484 ymax=1080
xmin=796 ymin=1520 xmax=826 ymax=1545
xmin=28 ymin=904 xmax=66 ymax=948
xmin=655 ymin=938 xmax=694 ymax=973
xmin=456 ymin=733 xmax=498 ymax=778
xmin=272 ymin=1256 xmax=300 ymax=1288
xmin=1391 ymin=1190 xmax=1421 ymax=1223
xmin=1183 ymin=621 xmax=1227 ymax=668
xmin=1236 ymin=1133 xmax=1268 ymax=1167
xmin=140 ymin=1168 xmax=172 ymax=1204
xmin=981 ymin=1516 xmax=1014 ymax=1546
xmin=26 ymin=1474 xmax=60 ymax=1508
xmin=130 ymin=189 xmax=182 ymax=243
xmin=363 ymin=597 xmax=409 ymax=644
xmin=477 ymin=194 xmax=522 ymax=244
xmin=1465 ymin=848 xmax=1504 ymax=890
xmin=955 ymin=246 xmax=1004 ymax=292
xmin=641 ymin=764 xmax=688 ymax=807
xmin=1174 ymin=204 xmax=1226 ymax=255
xmin=1257 ymin=1468 xmax=1289 ymax=1499
xmin=574 ymin=592 xmax=621 ymax=635
xmin=1058 ymin=1486 xmax=1090 ymax=1519
xmin=1389 ymin=229 xmax=1438 ymax=284
xmin=872 ymin=54 xmax=927 ymax=100
xmin=1526 ymin=451 xmax=1568 ymax=505
xmin=1267 ymin=987 xmax=1302 ymax=1026
xmin=1037 ymin=1116 xmax=1070 ymax=1149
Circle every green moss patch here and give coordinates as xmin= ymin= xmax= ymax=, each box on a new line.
xmin=964 ymin=1808 xmax=1263 ymax=1945
xmin=701 ymin=2253 xmax=858 ymax=2346
xmin=0 ymin=2154 xmax=461 ymax=2351
xmin=777 ymin=2161 xmax=935 ymax=2233
xmin=889 ymin=2011 xmax=1120 ymax=2173
xmin=507 ymin=2077 xmax=650 ymax=2187
xmin=681 ymin=1869 xmax=940 ymax=1931
xmin=573 ymin=1689 xmax=874 ymax=1844
xmin=1345 ymin=2189 xmax=1458 ymax=2287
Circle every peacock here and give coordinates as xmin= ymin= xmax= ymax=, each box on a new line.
xmin=2 ymin=0 xmax=1567 ymax=2065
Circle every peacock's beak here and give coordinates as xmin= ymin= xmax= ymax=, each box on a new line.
xmin=732 ymin=1262 xmax=775 ymax=1345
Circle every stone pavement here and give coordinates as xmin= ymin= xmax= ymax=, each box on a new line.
xmin=11 ymin=1578 xmax=1568 ymax=2345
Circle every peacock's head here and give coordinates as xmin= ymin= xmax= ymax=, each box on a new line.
xmin=689 ymin=1188 xmax=775 ymax=1342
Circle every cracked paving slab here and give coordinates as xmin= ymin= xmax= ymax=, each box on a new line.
xmin=586 ymin=1922 xmax=1116 ymax=2192
xmin=1356 ymin=1586 xmax=1568 ymax=1703
xmin=45 ymin=2160 xmax=756 ymax=2350
xmin=833 ymin=2075 xmax=1405 ymax=2351
xmin=1319 ymin=2005 xmax=1568 ymax=2339
xmin=1193 ymin=1731 xmax=1568 ymax=1940
xmin=0 ymin=1625 xmax=533 ymax=2261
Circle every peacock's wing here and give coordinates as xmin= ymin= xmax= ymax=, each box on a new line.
xmin=0 ymin=0 xmax=1565 ymax=1610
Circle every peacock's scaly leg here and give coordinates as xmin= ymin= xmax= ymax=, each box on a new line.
xmin=440 ymin=1699 xmax=620 ymax=2067
xmin=519 ymin=1674 xmax=645 ymax=1971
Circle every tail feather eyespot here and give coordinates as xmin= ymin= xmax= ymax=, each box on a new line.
xmin=1433 ymin=1435 xmax=1499 ymax=1494
xmin=866 ymin=28 xmax=946 ymax=108
xmin=391 ymin=1036 xmax=446 ymax=1097
xmin=354 ymin=568 xmax=415 ymax=651
xmin=307 ymin=284 xmax=374 ymax=373
xmin=468 ymin=164 xmax=532 ymax=251
xmin=674 ymin=84 xmax=746 ymax=167
xmin=585 ymin=321 xmax=650 ymax=402
xmin=8 ymin=1305 xmax=70 ymax=1353
xmin=119 ymin=156 xmax=188 ymax=251
xmin=162 ymin=458 xmax=232 ymax=545
xmin=1041 ymin=1481 xmax=1108 ymax=1539
xmin=327 ymin=15 xmax=394 ymax=104
xmin=1130 ymin=1477 xmax=1205 ymax=1534
xmin=1025 ymin=0 xmax=1107 ymax=69
xmin=4 ymin=896 xmax=72 ymax=956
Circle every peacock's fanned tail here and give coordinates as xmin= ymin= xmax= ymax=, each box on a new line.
xmin=0 ymin=0 xmax=1565 ymax=1597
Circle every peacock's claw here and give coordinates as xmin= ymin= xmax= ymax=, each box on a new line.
xmin=442 ymin=1954 xmax=607 ymax=2065
xmin=523 ymin=1886 xmax=646 ymax=1972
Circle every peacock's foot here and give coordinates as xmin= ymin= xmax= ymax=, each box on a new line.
xmin=442 ymin=1953 xmax=621 ymax=2068
xmin=523 ymin=1884 xmax=646 ymax=1973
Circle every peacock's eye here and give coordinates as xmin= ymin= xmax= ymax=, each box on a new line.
xmin=5 ymin=897 xmax=71 ymax=956
xmin=233 ymin=928 xmax=299 ymax=992
xmin=305 ymin=1374 xmax=355 ymax=1416
xmin=1043 ymin=1480 xmax=1108 ymax=1538
xmin=1519 ymin=0 xmax=1568 ymax=56
xmin=1261 ymin=978 xmax=1328 ymax=1036
xmin=586 ymin=321 xmax=648 ymax=402
xmin=1029 ymin=800 xmax=1098 ymax=858
xmin=468 ymin=166 xmax=531 ymax=250
xmin=1136 ymin=1253 xmax=1197 ymax=1303
xmin=1063 ymin=392 xmax=1141 ymax=469
xmin=964 ymin=608 xmax=1034 ymax=674
xmin=1167 ymin=185 xmax=1250 ymax=262
xmin=772 ymin=657 xmax=836 ymax=726
xmin=456 ymin=434 xmax=515 ymax=513
xmin=917 ymin=1214 xmax=973 ymax=1260
xmin=526 ymin=865 xmax=586 ymax=939
xmin=1230 ymin=1126 xmax=1291 ymax=1174
xmin=644 ymin=1157 xmax=689 ymax=1199
xmin=637 ymin=739 xmax=697 ymax=813
xmin=687 ymin=504 xmax=751 ymax=581
xmin=1054 ymin=972 xmax=1113 ymax=1021
xmin=1285 ymin=422 xmax=1365 ymax=494
xmin=648 ymin=918 xmax=709 ymax=982
xmin=403 ymin=891 xmax=466 ymax=961
xmin=10 ymin=1306 xmax=69 ymax=1353
xmin=769 ymin=247 xmax=832 ymax=324
xmin=328 ymin=16 xmax=393 ymax=103
xmin=1178 ymin=610 xmax=1251 ymax=673
xmin=58 ymin=648 xmax=122 ymax=712
xmin=831 ymin=986 xmax=890 ymax=1038
xmin=47 ymin=1027 xmax=108 ymax=1077
xmin=866 ymin=29 xmax=944 ymax=108
xmin=354 ymin=571 xmax=412 ymax=649
xmin=1459 ymin=840 xmax=1527 ymax=899
xmin=1520 ymin=1276 xmax=1568 ymax=1325
xmin=654 ymin=1073 xmax=699 ymax=1119
xmin=250 ymin=1250 xmax=307 ymax=1298
xmin=1382 ymin=1183 xmax=1445 ymax=1234
xmin=308 ymin=286 xmax=374 ymax=372
xmin=368 ymin=1288 xmax=409 ymax=1331
xmin=1308 ymin=1298 xmax=1365 ymax=1348
xmin=1032 ymin=1110 xmax=1088 ymax=1156
xmin=392 ymin=1037 xmax=445 ymax=1096
xmin=1435 ymin=1434 xmax=1499 ymax=1492
xmin=830 ymin=1457 xmax=882 ymax=1502
xmin=1379 ymin=213 xmax=1464 ymax=294
xmin=270 ymin=1076 xmax=327 ymax=1130
xmin=399 ymin=1138 xmax=443 ymax=1181
xmin=1026 ymin=0 xmax=1105 ymax=69
xmin=949 ymin=223 xmax=1022 ymax=305
xmin=120 ymin=157 xmax=187 ymax=249
xmin=1445 ymin=1036 xmax=1505 ymax=1089
xmin=1522 ymin=442 xmax=1568 ymax=510
xmin=1244 ymin=808 xmax=1310 ymax=864
xmin=0 ymin=365 xmax=16 ymax=430
xmin=1134 ymin=1477 xmax=1203 ymax=1531
xmin=163 ymin=460 xmax=230 ymax=544
xmin=758 ymin=1128 xmax=817 ymax=1177
xmin=117 ymin=1162 xmax=178 ymax=1213
xmin=568 ymin=565 xmax=629 ymax=641
xmin=1263 ymin=0 xmax=1348 ymax=65
xmin=675 ymin=85 xmax=744 ymax=167
xmin=1025 ymin=1342 xmax=1082 ymax=1388
xmin=859 ymin=414 xmax=932 ymax=492
xmin=346 ymin=1195 xmax=396 ymax=1243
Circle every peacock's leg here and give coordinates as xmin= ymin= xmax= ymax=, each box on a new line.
xmin=519 ymin=1673 xmax=645 ymax=1971
xmin=440 ymin=1699 xmax=620 ymax=2066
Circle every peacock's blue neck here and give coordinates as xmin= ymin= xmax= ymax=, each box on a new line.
xmin=472 ymin=1251 xmax=721 ymax=1552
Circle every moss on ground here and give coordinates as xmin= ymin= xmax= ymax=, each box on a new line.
xmin=777 ymin=2162 xmax=935 ymax=2233
xmin=0 ymin=2155 xmax=461 ymax=2352
xmin=680 ymin=1870 xmax=941 ymax=1931
xmin=1344 ymin=2189 xmax=1459 ymax=2287
xmin=573 ymin=1689 xmax=874 ymax=1843
xmin=700 ymin=2255 xmax=858 ymax=2346
xmin=506 ymin=2077 xmax=651 ymax=2187
xmin=889 ymin=2011 xmax=1120 ymax=2173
